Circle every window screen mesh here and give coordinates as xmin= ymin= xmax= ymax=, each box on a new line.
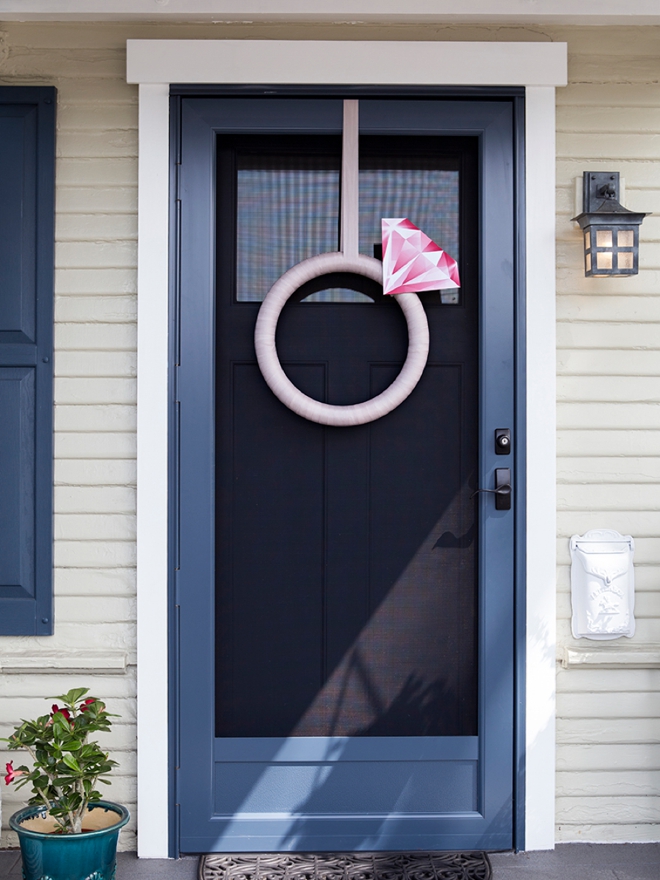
xmin=359 ymin=159 xmax=459 ymax=265
xmin=236 ymin=155 xmax=340 ymax=302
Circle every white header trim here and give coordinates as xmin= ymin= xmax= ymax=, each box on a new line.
xmin=127 ymin=39 xmax=567 ymax=87
xmin=133 ymin=39 xmax=564 ymax=857
xmin=5 ymin=0 xmax=660 ymax=24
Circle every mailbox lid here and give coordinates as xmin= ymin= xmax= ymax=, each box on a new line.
xmin=570 ymin=528 xmax=634 ymax=553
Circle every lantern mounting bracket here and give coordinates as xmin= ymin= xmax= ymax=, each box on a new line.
xmin=583 ymin=171 xmax=623 ymax=213
xmin=597 ymin=181 xmax=616 ymax=200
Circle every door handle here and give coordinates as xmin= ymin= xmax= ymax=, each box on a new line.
xmin=472 ymin=468 xmax=512 ymax=511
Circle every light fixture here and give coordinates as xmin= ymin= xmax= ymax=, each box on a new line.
xmin=572 ymin=171 xmax=649 ymax=277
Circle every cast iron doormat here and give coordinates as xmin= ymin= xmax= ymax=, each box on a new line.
xmin=199 ymin=852 xmax=492 ymax=880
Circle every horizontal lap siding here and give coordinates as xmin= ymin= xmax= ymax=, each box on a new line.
xmin=0 ymin=23 xmax=137 ymax=850
xmin=0 ymin=19 xmax=658 ymax=850
xmin=554 ymin=25 xmax=660 ymax=844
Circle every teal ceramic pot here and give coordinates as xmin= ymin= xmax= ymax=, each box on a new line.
xmin=9 ymin=800 xmax=130 ymax=880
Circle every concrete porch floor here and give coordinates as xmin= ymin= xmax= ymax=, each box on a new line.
xmin=0 ymin=844 xmax=658 ymax=879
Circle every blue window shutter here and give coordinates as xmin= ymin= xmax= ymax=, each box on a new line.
xmin=0 ymin=87 xmax=55 ymax=635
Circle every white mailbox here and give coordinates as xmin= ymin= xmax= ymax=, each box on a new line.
xmin=570 ymin=529 xmax=635 ymax=640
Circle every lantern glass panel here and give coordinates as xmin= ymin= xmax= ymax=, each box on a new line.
xmin=617 ymin=251 xmax=634 ymax=270
xmin=596 ymin=229 xmax=613 ymax=248
xmin=584 ymin=231 xmax=591 ymax=250
xmin=618 ymin=229 xmax=634 ymax=248
xmin=585 ymin=252 xmax=592 ymax=272
xmin=596 ymin=251 xmax=613 ymax=270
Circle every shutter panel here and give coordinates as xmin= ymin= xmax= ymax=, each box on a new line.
xmin=0 ymin=87 xmax=55 ymax=635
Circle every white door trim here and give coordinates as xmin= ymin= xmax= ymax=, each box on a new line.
xmin=129 ymin=39 xmax=564 ymax=857
xmin=135 ymin=80 xmax=170 ymax=860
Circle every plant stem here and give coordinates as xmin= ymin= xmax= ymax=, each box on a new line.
xmin=22 ymin=743 xmax=77 ymax=832
xmin=33 ymin=785 xmax=67 ymax=833
xmin=73 ymin=776 xmax=86 ymax=832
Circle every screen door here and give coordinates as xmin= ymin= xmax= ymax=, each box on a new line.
xmin=176 ymin=96 xmax=517 ymax=853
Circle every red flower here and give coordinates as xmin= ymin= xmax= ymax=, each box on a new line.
xmin=5 ymin=761 xmax=25 ymax=786
xmin=50 ymin=704 xmax=71 ymax=721
xmin=80 ymin=698 xmax=96 ymax=713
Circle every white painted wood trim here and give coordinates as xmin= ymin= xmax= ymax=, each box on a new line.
xmin=127 ymin=40 xmax=567 ymax=87
xmin=524 ymin=85 xmax=557 ymax=852
xmin=0 ymin=652 xmax=127 ymax=673
xmin=562 ymin=646 xmax=660 ymax=669
xmin=132 ymin=41 xmax=564 ymax=857
xmin=136 ymin=82 xmax=170 ymax=860
xmin=7 ymin=1 xmax=660 ymax=25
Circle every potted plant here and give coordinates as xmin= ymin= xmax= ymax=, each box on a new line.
xmin=3 ymin=688 xmax=129 ymax=880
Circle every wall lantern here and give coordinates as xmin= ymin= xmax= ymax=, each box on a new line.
xmin=572 ymin=171 xmax=649 ymax=277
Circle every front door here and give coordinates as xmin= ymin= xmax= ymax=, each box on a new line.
xmin=175 ymin=96 xmax=518 ymax=853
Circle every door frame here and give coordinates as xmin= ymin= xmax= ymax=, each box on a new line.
xmin=127 ymin=40 xmax=566 ymax=858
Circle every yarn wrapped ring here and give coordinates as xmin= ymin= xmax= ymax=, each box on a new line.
xmin=254 ymin=252 xmax=429 ymax=426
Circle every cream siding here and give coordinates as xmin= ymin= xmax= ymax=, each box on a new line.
xmin=0 ymin=19 xmax=658 ymax=849
xmin=554 ymin=27 xmax=660 ymax=844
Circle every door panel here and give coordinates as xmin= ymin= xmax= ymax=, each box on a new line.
xmin=176 ymin=96 xmax=517 ymax=852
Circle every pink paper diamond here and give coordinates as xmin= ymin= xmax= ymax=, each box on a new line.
xmin=382 ymin=218 xmax=460 ymax=295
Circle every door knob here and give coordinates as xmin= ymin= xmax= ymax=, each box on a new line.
xmin=472 ymin=468 xmax=512 ymax=511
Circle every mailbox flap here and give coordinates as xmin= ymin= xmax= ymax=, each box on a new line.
xmin=571 ymin=529 xmax=634 ymax=583
xmin=572 ymin=549 xmax=630 ymax=583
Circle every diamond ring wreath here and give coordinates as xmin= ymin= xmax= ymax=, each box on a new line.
xmin=253 ymin=100 xmax=460 ymax=426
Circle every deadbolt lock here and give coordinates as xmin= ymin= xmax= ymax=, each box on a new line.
xmin=495 ymin=428 xmax=511 ymax=455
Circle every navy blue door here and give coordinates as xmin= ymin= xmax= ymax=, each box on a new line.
xmin=175 ymin=96 xmax=517 ymax=853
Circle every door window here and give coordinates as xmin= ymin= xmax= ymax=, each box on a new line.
xmin=229 ymin=136 xmax=462 ymax=305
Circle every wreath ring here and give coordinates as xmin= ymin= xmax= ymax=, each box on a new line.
xmin=254 ymin=252 xmax=430 ymax=426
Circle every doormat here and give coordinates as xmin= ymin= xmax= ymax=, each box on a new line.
xmin=199 ymin=852 xmax=492 ymax=880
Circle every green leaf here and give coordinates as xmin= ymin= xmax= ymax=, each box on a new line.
xmin=61 ymin=754 xmax=81 ymax=773
xmin=55 ymin=687 xmax=89 ymax=706
xmin=52 ymin=715 xmax=69 ymax=734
